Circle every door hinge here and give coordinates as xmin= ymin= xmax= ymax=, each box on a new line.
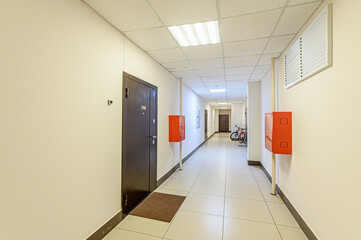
xmin=124 ymin=194 xmax=128 ymax=207
xmin=125 ymin=88 xmax=129 ymax=98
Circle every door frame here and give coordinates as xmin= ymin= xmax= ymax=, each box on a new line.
xmin=219 ymin=114 xmax=229 ymax=132
xmin=204 ymin=109 xmax=208 ymax=140
xmin=121 ymin=72 xmax=158 ymax=214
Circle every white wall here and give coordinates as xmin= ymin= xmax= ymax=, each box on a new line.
xmin=0 ymin=1 xmax=209 ymax=239
xmin=215 ymin=109 xmax=220 ymax=132
xmin=182 ymin=84 xmax=216 ymax=158
xmin=260 ymin=0 xmax=361 ymax=239
xmin=231 ymin=103 xmax=246 ymax=132
xmin=260 ymin=71 xmax=273 ymax=173
xmin=247 ymin=82 xmax=261 ymax=161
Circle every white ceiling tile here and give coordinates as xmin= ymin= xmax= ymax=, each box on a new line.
xmin=148 ymin=0 xmax=217 ymax=25
xmin=226 ymin=74 xmax=251 ymax=81
xmin=172 ymin=70 xmax=198 ymax=78
xmin=205 ymin=81 xmax=226 ymax=89
xmin=202 ymin=76 xmax=226 ymax=82
xmin=250 ymin=73 xmax=266 ymax=80
xmin=162 ymin=61 xmax=193 ymax=71
xmin=274 ymin=2 xmax=320 ymax=35
xmin=190 ymin=87 xmax=212 ymax=98
xmin=223 ymin=39 xmax=269 ymax=57
xmin=226 ymin=81 xmax=247 ymax=89
xmin=288 ymin=0 xmax=320 ymax=6
xmin=183 ymin=44 xmax=223 ymax=60
xmin=148 ymin=48 xmax=186 ymax=63
xmin=224 ymin=55 xmax=260 ymax=68
xmin=198 ymin=68 xmax=224 ymax=77
xmin=221 ymin=9 xmax=282 ymax=42
xmin=184 ymin=82 xmax=204 ymax=89
xmin=225 ymin=66 xmax=255 ymax=75
xmin=219 ymin=0 xmax=286 ymax=18
xmin=124 ymin=27 xmax=178 ymax=50
xmin=182 ymin=76 xmax=202 ymax=83
xmin=264 ymin=35 xmax=295 ymax=53
xmin=258 ymin=53 xmax=281 ymax=65
xmin=254 ymin=65 xmax=271 ymax=74
xmin=213 ymin=93 xmax=227 ymax=99
xmin=191 ymin=58 xmax=224 ymax=69
xmin=85 ymin=0 xmax=162 ymax=31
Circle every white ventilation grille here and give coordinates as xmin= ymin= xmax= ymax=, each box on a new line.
xmin=285 ymin=39 xmax=300 ymax=87
xmin=284 ymin=4 xmax=332 ymax=88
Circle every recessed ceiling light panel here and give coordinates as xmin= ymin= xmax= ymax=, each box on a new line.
xmin=168 ymin=21 xmax=220 ymax=47
xmin=210 ymin=89 xmax=225 ymax=93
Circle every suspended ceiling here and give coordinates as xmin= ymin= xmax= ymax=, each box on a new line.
xmin=84 ymin=0 xmax=323 ymax=108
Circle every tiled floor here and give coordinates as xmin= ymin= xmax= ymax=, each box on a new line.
xmin=105 ymin=133 xmax=308 ymax=240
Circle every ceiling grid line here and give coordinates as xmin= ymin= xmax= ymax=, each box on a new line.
xmin=247 ymin=0 xmax=291 ymax=83
xmin=215 ymin=0 xmax=228 ymax=108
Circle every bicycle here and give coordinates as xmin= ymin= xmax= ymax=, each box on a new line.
xmin=230 ymin=125 xmax=245 ymax=141
xmin=239 ymin=129 xmax=247 ymax=144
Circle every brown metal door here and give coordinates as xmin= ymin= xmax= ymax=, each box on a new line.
xmin=219 ymin=114 xmax=229 ymax=132
xmin=204 ymin=110 xmax=208 ymax=140
xmin=122 ymin=73 xmax=157 ymax=214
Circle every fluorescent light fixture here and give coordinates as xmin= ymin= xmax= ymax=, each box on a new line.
xmin=218 ymin=102 xmax=228 ymax=105
xmin=168 ymin=21 xmax=220 ymax=47
xmin=210 ymin=89 xmax=225 ymax=93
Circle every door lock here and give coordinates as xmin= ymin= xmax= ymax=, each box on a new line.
xmin=148 ymin=136 xmax=157 ymax=139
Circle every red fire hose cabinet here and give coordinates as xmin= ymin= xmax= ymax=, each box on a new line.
xmin=169 ymin=115 xmax=185 ymax=142
xmin=265 ymin=112 xmax=292 ymax=154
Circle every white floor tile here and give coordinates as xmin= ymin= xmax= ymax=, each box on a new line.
xmin=159 ymin=178 xmax=194 ymax=192
xmin=278 ymin=225 xmax=308 ymax=240
xmin=197 ymin=172 xmax=226 ymax=183
xmin=225 ymin=197 xmax=274 ymax=223
xmin=180 ymin=193 xmax=224 ymax=216
xmin=226 ymin=184 xmax=264 ymax=201
xmin=223 ymin=218 xmax=282 ymax=240
xmin=267 ymin=202 xmax=299 ymax=227
xmin=164 ymin=210 xmax=223 ymax=240
xmin=171 ymin=169 xmax=199 ymax=180
xmin=226 ymin=167 xmax=253 ymax=176
xmin=260 ymin=187 xmax=283 ymax=203
xmin=226 ymin=174 xmax=258 ymax=186
xmin=104 ymin=229 xmax=161 ymax=240
xmin=115 ymin=215 xmax=169 ymax=237
xmin=202 ymin=166 xmax=227 ymax=173
xmin=154 ymin=188 xmax=188 ymax=196
xmin=255 ymin=175 xmax=272 ymax=187
xmin=190 ymin=180 xmax=225 ymax=196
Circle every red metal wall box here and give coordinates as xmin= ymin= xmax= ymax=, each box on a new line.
xmin=265 ymin=112 xmax=292 ymax=154
xmin=169 ymin=115 xmax=185 ymax=142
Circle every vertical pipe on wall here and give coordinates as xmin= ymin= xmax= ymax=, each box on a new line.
xmin=179 ymin=77 xmax=183 ymax=170
xmin=271 ymin=57 xmax=276 ymax=195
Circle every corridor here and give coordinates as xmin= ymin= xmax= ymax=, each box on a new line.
xmin=104 ymin=133 xmax=305 ymax=240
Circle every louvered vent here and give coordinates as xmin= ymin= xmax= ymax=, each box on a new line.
xmin=285 ymin=4 xmax=332 ymax=89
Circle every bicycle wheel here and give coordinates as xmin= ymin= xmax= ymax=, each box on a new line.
xmin=230 ymin=132 xmax=238 ymax=141
xmin=239 ymin=132 xmax=245 ymax=143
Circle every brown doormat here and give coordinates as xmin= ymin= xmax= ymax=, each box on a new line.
xmin=130 ymin=192 xmax=186 ymax=222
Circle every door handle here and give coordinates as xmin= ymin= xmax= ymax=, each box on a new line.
xmin=148 ymin=136 xmax=157 ymax=139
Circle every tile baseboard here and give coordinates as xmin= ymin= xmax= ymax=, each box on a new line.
xmin=86 ymin=211 xmax=122 ymax=240
xmin=247 ymin=160 xmax=261 ymax=166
